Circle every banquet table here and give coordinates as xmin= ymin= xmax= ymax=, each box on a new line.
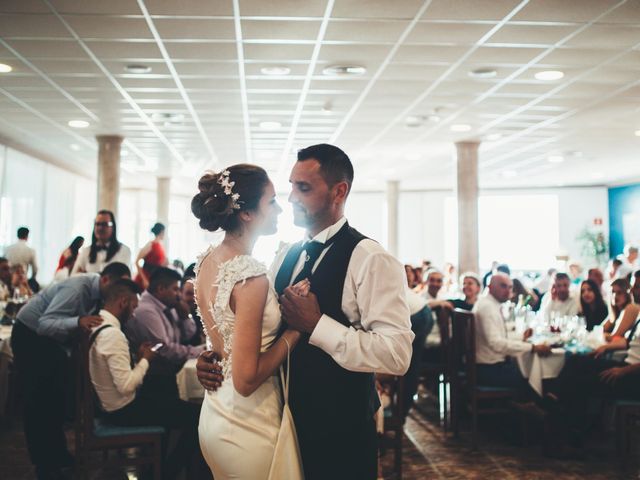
xmin=0 ymin=325 xmax=13 ymax=417
xmin=516 ymin=348 xmax=567 ymax=396
xmin=177 ymin=358 xmax=205 ymax=401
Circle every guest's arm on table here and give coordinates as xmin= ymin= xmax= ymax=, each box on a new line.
xmin=599 ymin=361 xmax=640 ymax=384
xmin=37 ymin=287 xmax=102 ymax=341
xmin=281 ymin=249 xmax=414 ymax=375
xmin=592 ymin=335 xmax=629 ymax=358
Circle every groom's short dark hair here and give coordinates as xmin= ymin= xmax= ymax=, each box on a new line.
xmin=297 ymin=144 xmax=354 ymax=193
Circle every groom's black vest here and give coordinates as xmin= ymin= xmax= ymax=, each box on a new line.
xmin=275 ymin=222 xmax=379 ymax=479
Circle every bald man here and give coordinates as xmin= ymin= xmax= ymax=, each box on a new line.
xmin=473 ymin=273 xmax=551 ymax=397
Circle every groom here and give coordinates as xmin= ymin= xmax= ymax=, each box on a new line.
xmin=197 ymin=144 xmax=413 ymax=479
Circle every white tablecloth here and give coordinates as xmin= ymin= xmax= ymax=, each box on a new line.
xmin=176 ymin=358 xmax=205 ymax=401
xmin=516 ymin=348 xmax=566 ymax=396
xmin=0 ymin=325 xmax=13 ymax=416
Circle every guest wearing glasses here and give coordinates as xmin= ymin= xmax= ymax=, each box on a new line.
xmin=578 ymin=279 xmax=609 ymax=331
xmin=134 ymin=222 xmax=168 ymax=290
xmin=72 ymin=210 xmax=131 ymax=274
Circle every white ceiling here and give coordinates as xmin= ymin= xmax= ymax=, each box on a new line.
xmin=1 ymin=0 xmax=640 ymax=192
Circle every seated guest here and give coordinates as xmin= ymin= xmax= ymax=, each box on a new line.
xmin=72 ymin=210 xmax=131 ymax=274
xmin=511 ymin=278 xmax=539 ymax=309
xmin=0 ymin=257 xmax=11 ymax=301
xmin=616 ymin=244 xmax=639 ymax=279
xmin=404 ymin=264 xmax=419 ymax=289
xmin=473 ymin=273 xmax=551 ymax=397
xmin=179 ymin=269 xmax=204 ymax=346
xmin=89 ymin=279 xmax=201 ymax=478
xmin=591 ymin=278 xmax=640 ymax=357
xmin=534 ymin=268 xmax=556 ymax=296
xmin=587 ymin=267 xmax=607 ymax=300
xmin=125 ymin=267 xmax=204 ymax=400
xmin=449 ymin=272 xmax=482 ymax=311
xmin=546 ymin=318 xmax=640 ymax=448
xmin=422 ymin=269 xmax=452 ymax=310
xmin=579 ymin=279 xmax=609 ymax=331
xmin=568 ymin=261 xmax=583 ymax=286
xmin=631 ymin=269 xmax=640 ymax=304
xmin=11 ymin=264 xmax=33 ymax=299
xmin=538 ymin=272 xmax=579 ymax=322
xmin=607 ymin=258 xmax=623 ymax=281
xmin=11 ymin=262 xmax=131 ymax=479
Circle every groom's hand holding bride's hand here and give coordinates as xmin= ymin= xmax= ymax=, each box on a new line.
xmin=196 ymin=350 xmax=224 ymax=391
xmin=280 ymin=281 xmax=322 ymax=334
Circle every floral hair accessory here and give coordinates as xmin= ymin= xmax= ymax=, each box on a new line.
xmin=217 ymin=169 xmax=242 ymax=210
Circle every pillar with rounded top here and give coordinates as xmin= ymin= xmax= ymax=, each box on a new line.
xmin=386 ymin=180 xmax=399 ymax=257
xmin=96 ymin=135 xmax=123 ymax=216
xmin=455 ymin=141 xmax=480 ymax=274
xmin=157 ymin=176 xmax=170 ymax=253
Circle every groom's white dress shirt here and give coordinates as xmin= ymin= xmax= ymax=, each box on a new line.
xmin=89 ymin=309 xmax=149 ymax=412
xmin=270 ymin=217 xmax=414 ymax=376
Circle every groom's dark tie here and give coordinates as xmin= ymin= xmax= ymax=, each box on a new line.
xmin=292 ymin=240 xmax=327 ymax=285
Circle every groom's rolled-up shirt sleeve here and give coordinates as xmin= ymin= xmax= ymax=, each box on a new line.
xmin=309 ymin=243 xmax=414 ymax=375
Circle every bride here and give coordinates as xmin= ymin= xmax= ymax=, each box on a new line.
xmin=191 ymin=164 xmax=304 ymax=479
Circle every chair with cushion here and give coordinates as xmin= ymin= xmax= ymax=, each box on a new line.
xmin=450 ymin=309 xmax=515 ymax=449
xmin=74 ymin=335 xmax=163 ymax=480
xmin=378 ymin=373 xmax=404 ymax=479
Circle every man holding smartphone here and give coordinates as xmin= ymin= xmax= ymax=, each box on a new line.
xmin=89 ymin=278 xmax=203 ymax=478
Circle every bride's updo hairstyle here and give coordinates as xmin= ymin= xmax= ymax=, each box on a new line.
xmin=191 ymin=164 xmax=269 ymax=232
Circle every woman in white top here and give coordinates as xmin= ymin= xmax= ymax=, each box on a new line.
xmin=192 ymin=165 xmax=303 ymax=480
xmin=593 ymin=278 xmax=640 ymax=357
xmin=72 ymin=210 xmax=131 ymax=274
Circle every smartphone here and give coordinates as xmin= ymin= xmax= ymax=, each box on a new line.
xmin=151 ymin=343 xmax=164 ymax=352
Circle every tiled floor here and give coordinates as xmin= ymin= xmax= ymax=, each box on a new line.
xmin=2 ymin=403 xmax=638 ymax=479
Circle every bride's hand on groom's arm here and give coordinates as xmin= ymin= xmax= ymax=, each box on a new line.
xmin=196 ymin=350 xmax=224 ymax=391
xmin=279 ymin=286 xmax=322 ymax=334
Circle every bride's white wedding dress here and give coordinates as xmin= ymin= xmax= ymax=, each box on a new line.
xmin=195 ymin=250 xmax=293 ymax=479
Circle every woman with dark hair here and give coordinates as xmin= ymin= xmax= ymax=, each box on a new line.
xmin=579 ymin=279 xmax=608 ymax=331
xmin=192 ymin=165 xmax=304 ymax=479
xmin=71 ymin=210 xmax=131 ymax=274
xmin=55 ymin=236 xmax=84 ymax=274
xmin=510 ymin=278 xmax=539 ymax=309
xmin=134 ymin=222 xmax=168 ymax=289
xmin=591 ymin=278 xmax=640 ymax=357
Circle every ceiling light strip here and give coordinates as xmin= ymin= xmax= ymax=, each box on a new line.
xmin=277 ymin=0 xmax=336 ymax=176
xmin=232 ymin=0 xmax=253 ymax=164
xmin=136 ymin=0 xmax=217 ymax=165
xmin=396 ymin=0 xmax=629 ymax=161
xmin=328 ymin=0 xmax=434 ymax=144
xmin=43 ymin=0 xmax=185 ymax=166
xmin=0 ymin=86 xmax=94 ymax=148
xmin=355 ymin=0 xmax=531 ymax=157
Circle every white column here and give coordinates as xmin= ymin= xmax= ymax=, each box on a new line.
xmin=386 ymin=180 xmax=399 ymax=257
xmin=455 ymin=141 xmax=480 ymax=273
xmin=96 ymin=135 xmax=123 ymax=216
xmin=157 ymin=176 xmax=170 ymax=253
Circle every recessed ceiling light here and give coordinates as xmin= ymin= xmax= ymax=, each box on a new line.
xmin=405 ymin=115 xmax=424 ymax=128
xmin=450 ymin=124 xmax=472 ymax=132
xmin=502 ymin=170 xmax=517 ymax=178
xmin=469 ymin=67 xmax=497 ymax=79
xmin=125 ymin=64 xmax=152 ymax=74
xmin=260 ymin=66 xmax=291 ymax=75
xmin=547 ymin=155 xmax=564 ymax=163
xmin=322 ymin=65 xmax=366 ymax=76
xmin=486 ymin=133 xmax=502 ymax=141
xmin=535 ymin=70 xmax=564 ymax=81
xmin=70 ymin=143 xmax=81 ymax=151
xmin=635 ymin=130 xmax=640 ymax=137
xmin=259 ymin=121 xmax=282 ymax=130
xmin=68 ymin=120 xmax=89 ymax=128
xmin=0 ymin=63 xmax=12 ymax=73
xmin=152 ymin=113 xmax=184 ymax=124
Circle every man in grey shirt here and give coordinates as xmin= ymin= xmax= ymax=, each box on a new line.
xmin=11 ymin=262 xmax=131 ymax=480
xmin=125 ymin=267 xmax=204 ymax=401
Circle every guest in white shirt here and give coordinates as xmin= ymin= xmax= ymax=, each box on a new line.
xmin=72 ymin=211 xmax=131 ymax=275
xmin=473 ymin=273 xmax=551 ymax=396
xmin=4 ymin=227 xmax=37 ymax=280
xmin=616 ymin=244 xmax=639 ymax=279
xmin=538 ymin=272 xmax=579 ymax=322
xmin=89 ymin=278 xmax=203 ymax=478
